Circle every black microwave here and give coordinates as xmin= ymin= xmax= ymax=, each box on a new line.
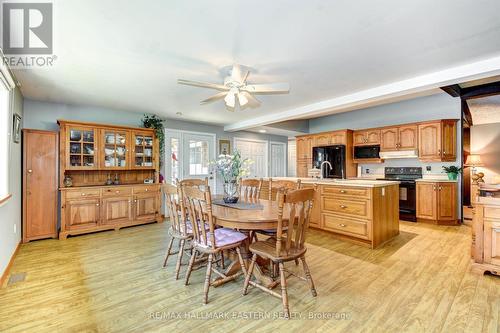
xmin=354 ymin=145 xmax=380 ymax=159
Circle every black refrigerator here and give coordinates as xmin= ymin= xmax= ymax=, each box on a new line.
xmin=312 ymin=145 xmax=346 ymax=179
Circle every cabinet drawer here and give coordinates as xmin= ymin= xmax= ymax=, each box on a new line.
xmin=65 ymin=189 xmax=101 ymax=199
xmin=322 ymin=197 xmax=370 ymax=218
xmin=102 ymin=187 xmax=132 ymax=197
xmin=133 ymin=185 xmax=158 ymax=194
xmin=322 ymin=186 xmax=370 ymax=198
xmin=322 ymin=213 xmax=369 ymax=239
xmin=484 ymin=207 xmax=500 ymax=220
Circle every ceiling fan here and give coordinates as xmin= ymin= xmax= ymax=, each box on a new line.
xmin=177 ymin=64 xmax=290 ymax=110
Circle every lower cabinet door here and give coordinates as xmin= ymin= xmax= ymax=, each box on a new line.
xmin=416 ymin=183 xmax=437 ymax=220
xmin=65 ymin=198 xmax=100 ymax=229
xmin=134 ymin=194 xmax=158 ymax=221
xmin=484 ymin=222 xmax=500 ymax=266
xmin=101 ymin=196 xmax=133 ymax=224
xmin=437 ymin=183 xmax=456 ymax=221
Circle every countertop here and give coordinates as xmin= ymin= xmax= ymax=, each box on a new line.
xmin=264 ymin=177 xmax=400 ymax=188
xmin=59 ymin=183 xmax=160 ymax=190
xmin=415 ymin=178 xmax=458 ymax=183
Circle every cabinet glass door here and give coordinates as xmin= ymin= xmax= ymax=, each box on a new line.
xmin=103 ymin=130 xmax=128 ymax=168
xmin=68 ymin=127 xmax=96 ymax=169
xmin=133 ymin=132 xmax=155 ymax=168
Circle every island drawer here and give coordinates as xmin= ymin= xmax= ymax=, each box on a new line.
xmin=321 ymin=213 xmax=369 ymax=239
xmin=65 ymin=188 xmax=101 ymax=199
xmin=322 ymin=197 xmax=370 ymax=218
xmin=484 ymin=207 xmax=500 ymax=220
xmin=102 ymin=187 xmax=132 ymax=197
xmin=322 ymin=186 xmax=370 ymax=198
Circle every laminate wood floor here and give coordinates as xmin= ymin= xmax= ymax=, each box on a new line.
xmin=1 ymin=222 xmax=499 ymax=333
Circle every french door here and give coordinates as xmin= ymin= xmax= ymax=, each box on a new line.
xmin=165 ymin=130 xmax=216 ymax=190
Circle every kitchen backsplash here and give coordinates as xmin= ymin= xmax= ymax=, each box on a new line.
xmin=358 ymin=159 xmax=461 ymax=178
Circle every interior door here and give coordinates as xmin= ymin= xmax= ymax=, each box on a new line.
xmin=182 ymin=133 xmax=215 ymax=189
xmin=270 ymin=142 xmax=286 ymax=177
xmin=234 ymin=138 xmax=268 ymax=178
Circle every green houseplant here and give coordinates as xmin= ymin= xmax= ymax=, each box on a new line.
xmin=141 ymin=114 xmax=165 ymax=167
xmin=442 ymin=165 xmax=462 ymax=180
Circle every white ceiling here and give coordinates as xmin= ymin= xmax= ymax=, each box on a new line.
xmin=13 ymin=0 xmax=500 ymax=130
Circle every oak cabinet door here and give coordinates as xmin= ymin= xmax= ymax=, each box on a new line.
xmin=353 ymin=131 xmax=367 ymax=145
xmin=418 ymin=122 xmax=441 ymax=160
xmin=296 ymin=137 xmax=312 ymax=160
xmin=484 ymin=222 xmax=500 ymax=266
xmin=101 ymin=196 xmax=133 ymax=224
xmin=330 ymin=132 xmax=345 ymax=145
xmin=381 ymin=128 xmax=399 ymax=151
xmin=437 ymin=183 xmax=457 ymax=221
xmin=66 ymin=125 xmax=98 ymax=170
xmin=366 ymin=130 xmax=381 ymax=145
xmin=100 ymin=129 xmax=130 ymax=169
xmin=131 ymin=131 xmax=156 ymax=169
xmin=134 ymin=194 xmax=158 ymax=221
xmin=65 ymin=198 xmax=100 ymax=229
xmin=441 ymin=121 xmax=457 ymax=161
xmin=416 ymin=183 xmax=437 ymax=220
xmin=398 ymin=125 xmax=418 ymax=150
xmin=297 ymin=161 xmax=309 ymax=178
xmin=302 ymin=183 xmax=320 ymax=226
xmin=314 ymin=134 xmax=331 ymax=147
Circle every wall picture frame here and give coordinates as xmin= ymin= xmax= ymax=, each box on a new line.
xmin=219 ymin=139 xmax=231 ymax=155
xmin=13 ymin=113 xmax=21 ymax=144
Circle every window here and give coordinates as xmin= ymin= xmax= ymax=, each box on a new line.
xmin=0 ymin=61 xmax=15 ymax=201
xmin=188 ymin=140 xmax=209 ymax=175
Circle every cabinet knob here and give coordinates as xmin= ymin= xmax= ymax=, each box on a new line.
xmin=433 ymin=186 xmax=436 ymax=191
xmin=339 ymin=223 xmax=346 ymax=227
xmin=81 ymin=193 xmax=86 ymax=196
xmin=340 ymin=205 xmax=347 ymax=209
xmin=27 ymin=169 xmax=33 ymax=173
xmin=439 ymin=186 xmax=442 ymax=191
xmin=115 ymin=191 xmax=120 ymax=194
xmin=96 ymin=203 xmax=100 ymax=206
xmin=145 ymin=189 xmax=148 ymax=192
xmin=340 ymin=190 xmax=346 ymax=193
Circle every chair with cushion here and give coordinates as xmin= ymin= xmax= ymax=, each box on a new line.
xmin=161 ymin=183 xmax=193 ymax=279
xmin=243 ymin=187 xmax=317 ymax=319
xmin=240 ymin=178 xmax=263 ymax=201
xmin=182 ymin=185 xmax=248 ymax=304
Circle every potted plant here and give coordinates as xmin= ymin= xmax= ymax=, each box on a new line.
xmin=442 ymin=165 xmax=462 ymax=180
xmin=141 ymin=114 xmax=165 ymax=167
xmin=211 ymin=150 xmax=252 ymax=203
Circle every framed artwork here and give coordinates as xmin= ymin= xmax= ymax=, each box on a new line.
xmin=219 ymin=139 xmax=231 ymax=155
xmin=13 ymin=113 xmax=21 ymax=144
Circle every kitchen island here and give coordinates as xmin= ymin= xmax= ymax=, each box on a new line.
xmin=261 ymin=178 xmax=400 ymax=248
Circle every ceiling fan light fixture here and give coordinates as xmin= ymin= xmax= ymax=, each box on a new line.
xmin=237 ymin=92 xmax=248 ymax=107
xmin=224 ymin=92 xmax=236 ymax=108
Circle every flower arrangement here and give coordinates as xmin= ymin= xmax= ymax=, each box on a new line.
xmin=211 ymin=150 xmax=253 ymax=203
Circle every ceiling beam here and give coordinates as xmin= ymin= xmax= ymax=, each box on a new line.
xmin=460 ymin=81 xmax=500 ymax=100
xmin=461 ymin=99 xmax=473 ymax=127
xmin=441 ymin=84 xmax=462 ymax=97
xmin=224 ymin=55 xmax=500 ymax=132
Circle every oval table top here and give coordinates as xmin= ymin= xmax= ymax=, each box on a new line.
xmin=211 ymin=198 xmax=289 ymax=230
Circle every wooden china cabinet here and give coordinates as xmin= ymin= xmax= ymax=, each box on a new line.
xmin=58 ymin=120 xmax=162 ymax=239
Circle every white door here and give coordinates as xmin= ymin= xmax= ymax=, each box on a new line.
xmin=234 ymin=138 xmax=268 ymax=178
xmin=165 ymin=130 xmax=216 ymax=190
xmin=287 ymin=139 xmax=296 ymax=177
xmin=270 ymin=142 xmax=286 ymax=177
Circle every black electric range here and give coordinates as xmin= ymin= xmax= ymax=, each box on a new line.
xmin=377 ymin=167 xmax=422 ymax=222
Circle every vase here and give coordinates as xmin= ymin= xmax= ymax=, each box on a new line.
xmin=447 ymin=172 xmax=458 ymax=180
xmin=223 ymin=180 xmax=239 ymax=204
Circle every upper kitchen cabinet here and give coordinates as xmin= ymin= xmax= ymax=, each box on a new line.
xmin=418 ymin=120 xmax=457 ymax=162
xmin=313 ymin=133 xmax=331 ymax=147
xmin=296 ymin=135 xmax=313 ymax=160
xmin=61 ymin=123 xmax=98 ymax=170
xmin=353 ymin=129 xmax=380 ymax=146
xmin=380 ymin=125 xmax=417 ymax=151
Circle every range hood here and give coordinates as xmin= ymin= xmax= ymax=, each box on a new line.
xmin=379 ymin=149 xmax=419 ymax=159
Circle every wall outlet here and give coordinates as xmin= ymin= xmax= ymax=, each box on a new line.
xmin=13 ymin=224 xmax=17 ymax=234
xmin=366 ymin=169 xmax=370 ymax=174
xmin=426 ymin=166 xmax=432 ymax=172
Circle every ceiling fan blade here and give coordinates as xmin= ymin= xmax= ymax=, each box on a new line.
xmin=200 ymin=91 xmax=227 ymax=104
xmin=177 ymin=79 xmax=229 ymax=91
xmin=230 ymin=64 xmax=249 ymax=83
xmin=243 ymin=82 xmax=290 ymax=94
xmin=240 ymin=91 xmax=261 ymax=108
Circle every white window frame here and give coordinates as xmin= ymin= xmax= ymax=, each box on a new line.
xmin=0 ymin=56 xmax=15 ymax=204
xmin=164 ymin=128 xmax=217 ymax=186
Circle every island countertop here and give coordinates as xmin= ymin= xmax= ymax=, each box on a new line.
xmin=262 ymin=177 xmax=400 ymax=188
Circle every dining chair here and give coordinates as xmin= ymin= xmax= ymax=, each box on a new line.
xmin=176 ymin=177 xmax=209 ymax=190
xmin=243 ymin=187 xmax=317 ymax=319
xmin=240 ymin=178 xmax=263 ymax=201
xmin=268 ymin=178 xmax=302 ymax=201
xmin=182 ymin=185 xmax=248 ymax=304
xmin=161 ymin=183 xmax=193 ymax=279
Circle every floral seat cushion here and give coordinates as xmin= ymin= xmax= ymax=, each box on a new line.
xmin=195 ymin=228 xmax=247 ymax=248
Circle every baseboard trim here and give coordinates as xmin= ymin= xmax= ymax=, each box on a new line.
xmin=0 ymin=241 xmax=21 ymax=288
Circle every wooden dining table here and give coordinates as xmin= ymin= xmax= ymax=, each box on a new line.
xmin=210 ymin=197 xmax=289 ymax=288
